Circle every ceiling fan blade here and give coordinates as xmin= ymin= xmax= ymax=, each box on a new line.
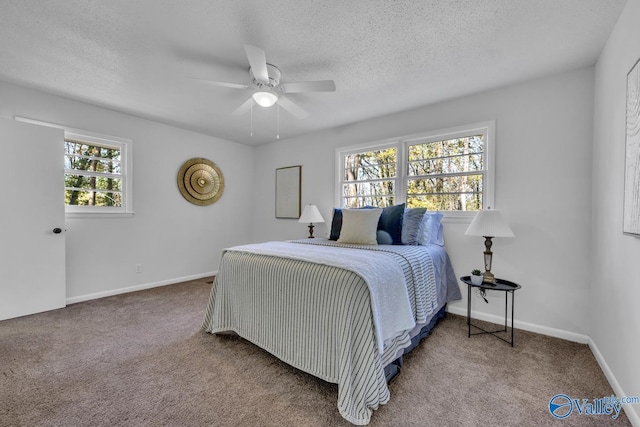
xmin=189 ymin=78 xmax=249 ymax=90
xmin=243 ymin=44 xmax=269 ymax=84
xmin=278 ymin=95 xmax=309 ymax=119
xmin=279 ymin=80 xmax=336 ymax=93
xmin=232 ymin=98 xmax=254 ymax=115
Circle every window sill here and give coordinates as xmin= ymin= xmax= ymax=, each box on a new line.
xmin=440 ymin=211 xmax=477 ymax=223
xmin=65 ymin=212 xmax=135 ymax=219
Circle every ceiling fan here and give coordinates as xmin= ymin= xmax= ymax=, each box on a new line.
xmin=194 ymin=45 xmax=336 ymax=119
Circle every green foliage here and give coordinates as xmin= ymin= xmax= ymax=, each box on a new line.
xmin=343 ymin=147 xmax=397 ymax=208
xmin=64 ymin=140 xmax=122 ymax=207
xmin=342 ymin=135 xmax=485 ymax=210
xmin=406 ymin=135 xmax=483 ymax=211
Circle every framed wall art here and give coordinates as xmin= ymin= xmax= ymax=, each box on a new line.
xmin=624 ymin=57 xmax=640 ymax=236
xmin=275 ymin=165 xmax=301 ymax=219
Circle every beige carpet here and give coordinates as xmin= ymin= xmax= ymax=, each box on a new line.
xmin=0 ymin=277 xmax=631 ymax=426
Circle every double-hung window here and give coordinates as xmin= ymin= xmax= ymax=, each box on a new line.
xmin=336 ymin=121 xmax=495 ymax=216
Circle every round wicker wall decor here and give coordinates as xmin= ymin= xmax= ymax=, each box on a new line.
xmin=177 ymin=158 xmax=224 ymax=206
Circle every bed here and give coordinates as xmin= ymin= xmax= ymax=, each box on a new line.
xmin=202 ymin=207 xmax=461 ymax=425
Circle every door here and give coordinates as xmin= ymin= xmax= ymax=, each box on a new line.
xmin=0 ymin=117 xmax=66 ymax=320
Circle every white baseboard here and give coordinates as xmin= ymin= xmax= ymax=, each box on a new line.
xmin=66 ymin=271 xmax=218 ymax=305
xmin=446 ymin=305 xmax=590 ymax=344
xmin=588 ymin=339 xmax=640 ymax=427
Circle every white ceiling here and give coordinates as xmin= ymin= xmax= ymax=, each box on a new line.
xmin=0 ymin=0 xmax=627 ymax=146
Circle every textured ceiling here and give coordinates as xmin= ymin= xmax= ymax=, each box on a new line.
xmin=0 ymin=0 xmax=628 ymax=146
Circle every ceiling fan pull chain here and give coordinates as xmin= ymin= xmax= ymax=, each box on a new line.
xmin=276 ymin=102 xmax=280 ymax=139
xmin=250 ymin=99 xmax=253 ymax=137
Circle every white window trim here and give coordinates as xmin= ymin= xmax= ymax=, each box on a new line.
xmin=336 ymin=120 xmax=495 ymax=220
xmin=14 ymin=116 xmax=134 ymax=218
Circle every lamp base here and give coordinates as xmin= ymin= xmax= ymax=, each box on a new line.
xmin=482 ymin=237 xmax=496 ymax=284
xmin=483 ymin=271 xmax=496 ymax=284
xmin=307 ymin=224 xmax=315 ymax=238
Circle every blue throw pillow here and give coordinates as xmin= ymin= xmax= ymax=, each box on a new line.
xmin=378 ymin=203 xmax=405 ymax=245
xmin=401 ymin=208 xmax=427 ymax=245
xmin=329 ymin=208 xmax=342 ymax=241
xmin=376 ymin=230 xmax=393 ymax=245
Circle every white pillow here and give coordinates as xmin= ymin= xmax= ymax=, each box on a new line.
xmin=338 ymin=208 xmax=382 ymax=245
xmin=418 ymin=212 xmax=444 ymax=246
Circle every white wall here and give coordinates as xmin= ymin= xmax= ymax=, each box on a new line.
xmin=253 ymin=66 xmax=595 ymax=341
xmin=0 ymin=64 xmax=597 ymax=341
xmin=0 ymin=81 xmax=255 ymax=301
xmin=591 ymin=0 xmax=640 ymax=424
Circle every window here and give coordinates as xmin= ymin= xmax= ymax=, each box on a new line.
xmin=336 ymin=121 xmax=494 ymax=216
xmin=62 ymin=130 xmax=132 ymax=216
xmin=15 ymin=117 xmax=133 ymax=217
xmin=406 ymin=133 xmax=485 ymax=211
xmin=340 ymin=144 xmax=399 ymax=208
xmin=64 ymin=134 xmax=124 ymax=209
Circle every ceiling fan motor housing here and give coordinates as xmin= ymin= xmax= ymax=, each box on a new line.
xmin=250 ymin=64 xmax=281 ymax=89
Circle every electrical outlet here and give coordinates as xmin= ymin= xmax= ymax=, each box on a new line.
xmin=135 ymin=264 xmax=142 ymax=273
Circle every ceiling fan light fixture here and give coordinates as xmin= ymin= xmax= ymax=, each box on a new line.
xmin=252 ymin=91 xmax=278 ymax=107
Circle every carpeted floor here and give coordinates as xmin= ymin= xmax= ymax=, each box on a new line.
xmin=0 ymin=277 xmax=631 ymax=426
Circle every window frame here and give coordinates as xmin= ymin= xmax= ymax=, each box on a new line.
xmin=15 ymin=116 xmax=134 ymax=218
xmin=336 ymin=121 xmax=495 ymax=219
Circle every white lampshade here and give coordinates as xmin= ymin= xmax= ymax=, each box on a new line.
xmin=465 ymin=209 xmax=514 ymax=237
xmin=252 ymin=91 xmax=278 ymax=107
xmin=298 ymin=204 xmax=325 ymax=224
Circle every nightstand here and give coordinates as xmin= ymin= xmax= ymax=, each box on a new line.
xmin=460 ymin=276 xmax=521 ymax=347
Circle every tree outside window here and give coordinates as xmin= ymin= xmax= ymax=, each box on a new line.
xmin=64 ymin=139 xmax=123 ymax=207
xmin=337 ymin=121 xmax=494 ymax=214
xmin=406 ymin=135 xmax=484 ymax=211
xmin=342 ymin=147 xmax=397 ymax=208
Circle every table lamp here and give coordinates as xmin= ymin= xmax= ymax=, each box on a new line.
xmin=299 ymin=204 xmax=325 ymax=238
xmin=465 ymin=208 xmax=514 ymax=284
